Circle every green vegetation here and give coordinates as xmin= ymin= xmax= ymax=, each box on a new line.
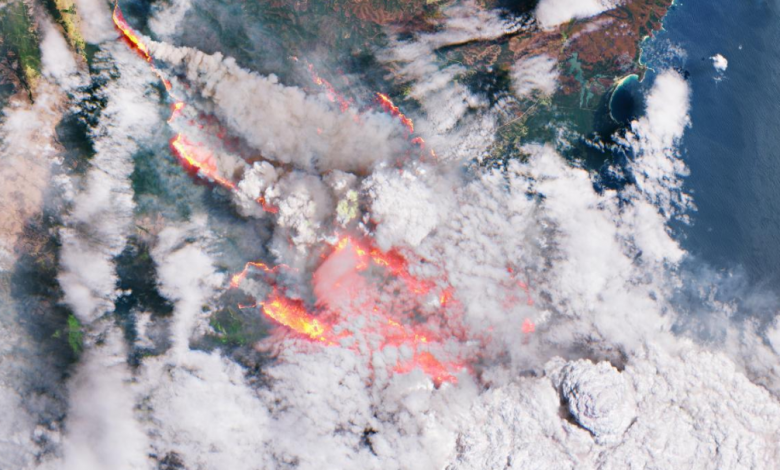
xmin=0 ymin=1 xmax=42 ymax=97
xmin=202 ymin=305 xmax=268 ymax=351
xmin=67 ymin=314 xmax=83 ymax=354
xmin=41 ymin=0 xmax=86 ymax=56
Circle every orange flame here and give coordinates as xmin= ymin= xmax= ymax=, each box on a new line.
xmin=261 ymin=289 xmax=330 ymax=342
xmin=229 ymin=261 xmax=280 ymax=289
xmin=167 ymin=101 xmax=185 ymax=123
xmin=308 ymin=64 xmax=352 ymax=112
xmin=256 ymin=196 xmax=279 ymax=214
xmin=170 ymin=134 xmax=236 ymax=189
xmin=376 ymin=93 xmax=414 ymax=134
xmin=394 ymin=352 xmax=458 ymax=387
xmin=112 ymin=3 xmax=151 ymax=62
xmin=522 ymin=318 xmax=535 ymax=334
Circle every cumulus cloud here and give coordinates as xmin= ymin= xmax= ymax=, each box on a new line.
xmin=535 ymin=0 xmax=623 ymax=29
xmin=149 ymin=0 xmax=192 ymax=41
xmin=365 ymin=167 xmax=446 ymax=250
xmin=510 ymin=54 xmax=560 ymax=99
xmin=152 ymin=218 xmax=224 ymax=354
xmin=711 ymin=53 xmax=728 ymax=72
xmin=454 ymin=344 xmax=780 ymax=468
xmin=622 ymin=70 xmax=691 ymax=217
xmin=71 ymin=0 xmax=116 ymax=43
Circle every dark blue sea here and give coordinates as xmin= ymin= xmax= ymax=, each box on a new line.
xmin=646 ymin=0 xmax=780 ymax=291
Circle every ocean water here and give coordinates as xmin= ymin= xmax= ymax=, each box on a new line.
xmin=649 ymin=0 xmax=780 ymax=288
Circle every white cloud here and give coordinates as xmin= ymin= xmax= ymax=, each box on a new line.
xmin=72 ymin=0 xmax=116 ymax=43
xmin=366 ymin=167 xmax=446 ymax=250
xmin=535 ymin=0 xmax=623 ymax=29
xmin=60 ymin=330 xmax=151 ymax=470
xmin=40 ymin=20 xmax=81 ymax=89
xmin=711 ymin=53 xmax=728 ymax=72
xmin=149 ymin=0 xmax=192 ymax=41
xmin=622 ymin=70 xmax=691 ymax=217
xmin=152 ymin=219 xmax=224 ymax=354
xmin=511 ymin=54 xmax=560 ymax=99
xmin=57 ymin=44 xmax=161 ymax=324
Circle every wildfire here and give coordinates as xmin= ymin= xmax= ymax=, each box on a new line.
xmin=167 ymin=101 xmax=185 ymax=123
xmin=170 ymin=134 xmax=236 ymax=189
xmin=229 ymin=261 xmax=281 ymax=289
xmin=394 ymin=352 xmax=458 ymax=387
xmin=308 ymin=64 xmax=352 ymax=112
xmin=110 ymin=6 xmax=489 ymax=387
xmin=376 ymin=93 xmax=414 ymax=134
xmin=261 ymin=289 xmax=330 ymax=342
xmin=112 ymin=3 xmax=151 ymax=62
xmin=256 ymin=196 xmax=279 ymax=214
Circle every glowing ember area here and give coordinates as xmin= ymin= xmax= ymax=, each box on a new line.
xmin=308 ymin=64 xmax=352 ymax=112
xmin=256 ymin=196 xmax=279 ymax=214
xmin=394 ymin=352 xmax=458 ymax=386
xmin=507 ymin=266 xmax=535 ymax=306
xmin=170 ymin=134 xmax=236 ymax=189
xmin=522 ymin=318 xmax=535 ymax=334
xmin=376 ymin=93 xmax=414 ymax=134
xmin=330 ymin=236 xmax=434 ymax=295
xmin=167 ymin=102 xmax=185 ymax=123
xmin=112 ymin=3 xmax=151 ymax=62
xmin=261 ymin=289 xmax=330 ymax=342
xmin=229 ymin=261 xmax=281 ymax=288
xmin=239 ymin=235 xmax=464 ymax=385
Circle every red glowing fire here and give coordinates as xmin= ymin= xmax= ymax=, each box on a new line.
xmin=229 ymin=261 xmax=286 ymax=289
xmin=256 ymin=196 xmax=279 ymax=214
xmin=308 ymin=64 xmax=352 ymax=113
xmin=167 ymin=101 xmax=185 ymax=123
xmin=261 ymin=289 xmax=331 ymax=342
xmin=376 ymin=92 xmax=414 ymax=134
xmin=170 ymin=134 xmax=236 ymax=189
xmin=112 ymin=3 xmax=151 ymax=62
xmin=113 ymin=6 xmax=534 ymax=386
xmin=231 ymin=235 xmax=464 ymax=386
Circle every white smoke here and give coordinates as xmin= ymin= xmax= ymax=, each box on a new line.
xmin=8 ymin=2 xmax=779 ymax=469
xmin=148 ymin=42 xmax=408 ymax=173
xmin=377 ymin=1 xmax=521 ymax=156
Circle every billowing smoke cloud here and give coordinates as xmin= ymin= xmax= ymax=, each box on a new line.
xmin=535 ymin=0 xmax=623 ymax=29
xmin=3 ymin=1 xmax=780 ymax=469
xmin=148 ymin=41 xmax=408 ymax=173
